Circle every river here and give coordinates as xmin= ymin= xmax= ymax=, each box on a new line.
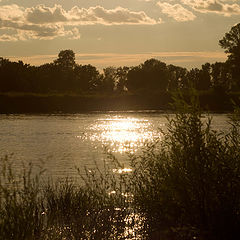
xmin=0 ymin=111 xmax=230 ymax=180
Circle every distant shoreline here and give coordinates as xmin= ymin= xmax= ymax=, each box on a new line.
xmin=0 ymin=91 xmax=239 ymax=114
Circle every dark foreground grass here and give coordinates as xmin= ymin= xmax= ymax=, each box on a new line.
xmin=0 ymin=157 xmax=136 ymax=239
xmin=129 ymin=95 xmax=240 ymax=240
xmin=0 ymin=95 xmax=239 ymax=240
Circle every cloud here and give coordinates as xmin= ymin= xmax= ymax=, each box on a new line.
xmin=0 ymin=33 xmax=18 ymax=42
xmin=0 ymin=4 xmax=159 ymax=41
xmin=157 ymin=1 xmax=196 ymax=22
xmin=25 ymin=4 xmax=67 ymax=24
xmin=0 ymin=19 xmax=81 ymax=41
xmin=181 ymin=0 xmax=240 ymax=16
xmin=24 ymin=5 xmax=158 ymax=25
xmin=0 ymin=4 xmax=24 ymax=21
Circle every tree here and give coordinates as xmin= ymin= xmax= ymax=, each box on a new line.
xmin=115 ymin=67 xmax=129 ymax=93
xmin=0 ymin=58 xmax=34 ymax=92
xmin=198 ymin=63 xmax=211 ymax=91
xmin=167 ymin=65 xmax=188 ymax=90
xmin=74 ymin=64 xmax=101 ymax=92
xmin=142 ymin=59 xmax=169 ymax=91
xmin=211 ymin=62 xmax=232 ymax=91
xmin=126 ymin=59 xmax=169 ymax=93
xmin=54 ymin=50 xmax=76 ymax=69
xmin=219 ymin=23 xmax=240 ymax=89
xmin=126 ymin=66 xmax=143 ymax=92
xmin=102 ymin=67 xmax=117 ymax=93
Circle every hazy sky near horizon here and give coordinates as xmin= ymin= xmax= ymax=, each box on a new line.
xmin=0 ymin=0 xmax=239 ymax=69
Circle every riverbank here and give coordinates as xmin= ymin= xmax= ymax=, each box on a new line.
xmin=0 ymin=91 xmax=239 ymax=113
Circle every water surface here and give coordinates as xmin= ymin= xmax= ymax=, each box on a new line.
xmin=0 ymin=112 xmax=229 ymax=179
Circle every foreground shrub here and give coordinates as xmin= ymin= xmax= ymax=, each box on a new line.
xmin=130 ymin=95 xmax=240 ymax=240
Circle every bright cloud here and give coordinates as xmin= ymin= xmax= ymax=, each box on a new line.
xmin=157 ymin=1 xmax=196 ymax=22
xmin=181 ymin=0 xmax=240 ymax=16
xmin=25 ymin=4 xmax=67 ymax=24
xmin=25 ymin=5 xmax=158 ymax=25
xmin=0 ymin=4 xmax=159 ymax=41
xmin=0 ymin=4 xmax=24 ymax=21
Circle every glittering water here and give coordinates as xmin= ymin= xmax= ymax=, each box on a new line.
xmin=0 ymin=112 xmax=229 ymax=179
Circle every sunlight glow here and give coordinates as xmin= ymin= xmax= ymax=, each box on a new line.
xmin=88 ymin=116 xmax=156 ymax=153
xmin=113 ymin=168 xmax=133 ymax=174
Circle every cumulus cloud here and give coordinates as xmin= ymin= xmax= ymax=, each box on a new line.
xmin=0 ymin=17 xmax=78 ymax=41
xmin=0 ymin=25 xmax=80 ymax=41
xmin=0 ymin=33 xmax=18 ymax=42
xmin=157 ymin=1 xmax=196 ymax=22
xmin=0 ymin=4 xmax=159 ymax=41
xmin=25 ymin=4 xmax=67 ymax=24
xmin=24 ymin=5 xmax=158 ymax=25
xmin=181 ymin=0 xmax=240 ymax=16
xmin=0 ymin=4 xmax=24 ymax=21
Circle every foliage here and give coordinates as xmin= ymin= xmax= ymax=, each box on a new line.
xmin=219 ymin=23 xmax=240 ymax=89
xmin=130 ymin=94 xmax=240 ymax=240
xmin=54 ymin=50 xmax=76 ymax=70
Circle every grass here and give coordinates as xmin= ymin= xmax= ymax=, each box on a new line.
xmin=0 ymin=156 xmax=136 ymax=239
xmin=129 ymin=93 xmax=240 ymax=240
xmin=0 ymin=93 xmax=239 ymax=239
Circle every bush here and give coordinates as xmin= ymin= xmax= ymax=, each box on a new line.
xmin=130 ymin=94 xmax=240 ymax=240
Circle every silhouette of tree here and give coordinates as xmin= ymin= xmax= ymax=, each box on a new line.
xmin=37 ymin=63 xmax=62 ymax=92
xmin=126 ymin=66 xmax=142 ymax=92
xmin=211 ymin=62 xmax=231 ymax=91
xmin=52 ymin=50 xmax=77 ymax=92
xmin=198 ymin=63 xmax=211 ymax=91
xmin=185 ymin=68 xmax=200 ymax=89
xmin=116 ymin=67 xmax=129 ymax=93
xmin=0 ymin=58 xmax=34 ymax=92
xmin=219 ymin=23 xmax=240 ymax=89
xmin=142 ymin=59 xmax=169 ymax=91
xmin=126 ymin=59 xmax=169 ymax=93
xmin=102 ymin=67 xmax=117 ymax=93
xmin=54 ymin=50 xmax=76 ymax=69
xmin=74 ymin=64 xmax=101 ymax=92
xmin=168 ymin=65 xmax=188 ymax=90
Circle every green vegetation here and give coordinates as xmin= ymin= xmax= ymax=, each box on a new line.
xmin=0 ymin=156 xmax=133 ymax=239
xmin=1 ymin=94 xmax=239 ymax=239
xmin=130 ymin=94 xmax=240 ymax=239
xmin=0 ymin=23 xmax=240 ymax=112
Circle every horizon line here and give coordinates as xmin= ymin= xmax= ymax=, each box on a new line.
xmin=3 ymin=51 xmax=227 ymax=69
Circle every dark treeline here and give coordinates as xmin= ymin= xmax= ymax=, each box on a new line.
xmin=0 ymin=23 xmax=240 ymax=112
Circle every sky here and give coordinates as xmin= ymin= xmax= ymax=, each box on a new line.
xmin=0 ymin=0 xmax=239 ymax=69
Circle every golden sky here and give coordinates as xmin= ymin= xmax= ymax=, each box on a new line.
xmin=1 ymin=0 xmax=239 ymax=68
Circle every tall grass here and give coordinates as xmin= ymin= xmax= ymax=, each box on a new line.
xmin=0 ymin=156 xmax=136 ymax=239
xmin=0 ymin=156 xmax=44 ymax=240
xmin=130 ymin=94 xmax=240 ymax=240
xmin=0 ymin=93 xmax=239 ymax=239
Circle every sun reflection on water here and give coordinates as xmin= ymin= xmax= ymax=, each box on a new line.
xmin=87 ymin=116 xmax=158 ymax=153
